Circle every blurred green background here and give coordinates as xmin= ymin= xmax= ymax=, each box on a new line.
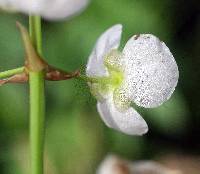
xmin=0 ymin=0 xmax=200 ymax=173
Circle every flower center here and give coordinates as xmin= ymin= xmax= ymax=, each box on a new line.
xmin=86 ymin=70 xmax=123 ymax=89
xmin=86 ymin=49 xmax=125 ymax=101
xmin=104 ymin=49 xmax=124 ymax=89
xmin=108 ymin=70 xmax=124 ymax=88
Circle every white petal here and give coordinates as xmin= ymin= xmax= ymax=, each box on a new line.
xmin=97 ymin=156 xmax=181 ymax=174
xmin=0 ymin=0 xmax=42 ymax=12
xmin=97 ymin=97 xmax=148 ymax=135
xmin=86 ymin=24 xmax=122 ymax=77
xmin=0 ymin=0 xmax=89 ymax=20
xmin=130 ymin=161 xmax=182 ymax=174
xmin=122 ymin=34 xmax=179 ymax=108
xmin=40 ymin=0 xmax=89 ymax=20
xmin=96 ymin=155 xmax=130 ymax=174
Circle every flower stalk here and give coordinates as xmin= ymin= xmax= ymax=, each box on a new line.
xmin=29 ymin=15 xmax=45 ymax=174
xmin=0 ymin=67 xmax=24 ymax=79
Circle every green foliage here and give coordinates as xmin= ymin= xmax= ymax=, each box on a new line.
xmin=147 ymin=92 xmax=189 ymax=135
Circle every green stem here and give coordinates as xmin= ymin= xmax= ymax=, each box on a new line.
xmin=0 ymin=67 xmax=24 ymax=79
xmin=29 ymin=16 xmax=42 ymax=55
xmin=29 ymin=72 xmax=45 ymax=174
xmin=29 ymin=15 xmax=45 ymax=174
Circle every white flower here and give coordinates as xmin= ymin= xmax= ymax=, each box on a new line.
xmin=0 ymin=0 xmax=89 ymax=20
xmin=97 ymin=155 xmax=182 ymax=174
xmin=86 ymin=24 xmax=179 ymax=135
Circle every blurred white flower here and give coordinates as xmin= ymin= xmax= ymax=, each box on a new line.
xmin=0 ymin=0 xmax=89 ymax=20
xmin=96 ymin=155 xmax=182 ymax=174
xmin=86 ymin=24 xmax=179 ymax=135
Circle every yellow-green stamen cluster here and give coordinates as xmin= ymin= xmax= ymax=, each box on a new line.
xmin=87 ymin=50 xmax=124 ymax=101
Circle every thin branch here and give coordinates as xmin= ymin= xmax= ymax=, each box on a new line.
xmin=0 ymin=67 xmax=25 ymax=79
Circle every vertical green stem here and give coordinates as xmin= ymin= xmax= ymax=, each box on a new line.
xmin=29 ymin=15 xmax=45 ymax=174
xmin=29 ymin=16 xmax=42 ymax=55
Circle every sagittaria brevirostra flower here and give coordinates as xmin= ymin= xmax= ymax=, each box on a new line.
xmin=0 ymin=0 xmax=89 ymax=20
xmin=96 ymin=155 xmax=181 ymax=174
xmin=86 ymin=24 xmax=179 ymax=135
